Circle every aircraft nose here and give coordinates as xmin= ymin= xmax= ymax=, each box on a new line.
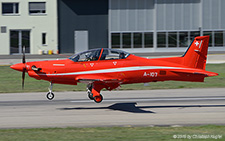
xmin=10 ymin=63 xmax=25 ymax=72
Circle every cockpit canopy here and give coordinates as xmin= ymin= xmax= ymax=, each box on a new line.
xmin=69 ymin=48 xmax=130 ymax=62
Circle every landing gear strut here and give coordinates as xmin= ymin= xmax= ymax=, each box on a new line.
xmin=87 ymin=83 xmax=94 ymax=100
xmin=87 ymin=83 xmax=103 ymax=103
xmin=88 ymin=91 xmax=94 ymax=100
xmin=46 ymin=82 xmax=54 ymax=100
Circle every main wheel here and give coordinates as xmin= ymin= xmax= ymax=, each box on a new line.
xmin=88 ymin=91 xmax=94 ymax=100
xmin=46 ymin=92 xmax=54 ymax=100
xmin=93 ymin=94 xmax=103 ymax=103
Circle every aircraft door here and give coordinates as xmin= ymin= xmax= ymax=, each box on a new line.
xmin=10 ymin=30 xmax=30 ymax=54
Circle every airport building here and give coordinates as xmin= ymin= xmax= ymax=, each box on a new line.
xmin=58 ymin=0 xmax=225 ymax=54
xmin=1 ymin=0 xmax=225 ymax=54
xmin=0 ymin=0 xmax=58 ymax=54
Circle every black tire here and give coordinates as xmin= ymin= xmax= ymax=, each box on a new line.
xmin=46 ymin=92 xmax=54 ymax=100
xmin=94 ymin=94 xmax=103 ymax=103
xmin=88 ymin=91 xmax=94 ymax=100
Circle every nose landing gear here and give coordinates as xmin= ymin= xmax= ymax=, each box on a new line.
xmin=46 ymin=82 xmax=54 ymax=100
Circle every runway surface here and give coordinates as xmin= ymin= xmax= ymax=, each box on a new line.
xmin=0 ymin=88 xmax=225 ymax=129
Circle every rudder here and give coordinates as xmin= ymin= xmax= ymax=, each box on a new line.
xmin=182 ymin=36 xmax=210 ymax=70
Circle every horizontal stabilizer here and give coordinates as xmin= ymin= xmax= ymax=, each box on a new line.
xmin=171 ymin=69 xmax=218 ymax=77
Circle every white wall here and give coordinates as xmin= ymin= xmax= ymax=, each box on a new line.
xmin=0 ymin=0 xmax=58 ymax=54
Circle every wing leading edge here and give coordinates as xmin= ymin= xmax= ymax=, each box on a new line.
xmin=76 ymin=75 xmax=123 ymax=84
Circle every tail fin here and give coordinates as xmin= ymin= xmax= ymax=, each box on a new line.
xmin=182 ymin=36 xmax=210 ymax=70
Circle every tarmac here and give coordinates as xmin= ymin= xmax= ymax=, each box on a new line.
xmin=0 ymin=88 xmax=225 ymax=128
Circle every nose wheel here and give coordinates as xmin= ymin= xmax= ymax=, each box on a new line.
xmin=47 ymin=82 xmax=54 ymax=100
xmin=46 ymin=92 xmax=54 ymax=100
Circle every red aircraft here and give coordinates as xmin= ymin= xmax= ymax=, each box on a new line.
xmin=10 ymin=36 xmax=218 ymax=103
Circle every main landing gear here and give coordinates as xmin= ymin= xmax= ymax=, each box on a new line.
xmin=87 ymin=83 xmax=103 ymax=103
xmin=46 ymin=82 xmax=54 ymax=100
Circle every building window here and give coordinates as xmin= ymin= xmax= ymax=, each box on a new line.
xmin=133 ymin=33 xmax=142 ymax=48
xmin=214 ymin=31 xmax=223 ymax=47
xmin=2 ymin=3 xmax=19 ymax=15
xmin=144 ymin=33 xmax=153 ymax=48
xmin=111 ymin=33 xmax=120 ymax=49
xmin=1 ymin=26 xmax=7 ymax=33
xmin=42 ymin=33 xmax=47 ymax=45
xmin=29 ymin=2 xmax=46 ymax=15
xmin=190 ymin=31 xmax=200 ymax=41
xmin=179 ymin=32 xmax=188 ymax=47
xmin=122 ymin=33 xmax=131 ymax=48
xmin=203 ymin=31 xmax=212 ymax=47
xmin=168 ymin=32 xmax=177 ymax=47
xmin=157 ymin=32 xmax=166 ymax=48
xmin=112 ymin=32 xmax=154 ymax=49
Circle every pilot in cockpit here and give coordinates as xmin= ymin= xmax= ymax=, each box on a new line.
xmin=85 ymin=51 xmax=99 ymax=61
xmin=119 ymin=52 xmax=125 ymax=59
xmin=91 ymin=55 xmax=98 ymax=61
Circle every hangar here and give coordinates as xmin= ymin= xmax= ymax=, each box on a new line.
xmin=58 ymin=0 xmax=225 ymax=54
xmin=0 ymin=0 xmax=225 ymax=54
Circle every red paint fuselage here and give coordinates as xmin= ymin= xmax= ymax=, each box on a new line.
xmin=10 ymin=36 xmax=218 ymax=103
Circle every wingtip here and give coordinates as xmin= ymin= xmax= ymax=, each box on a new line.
xmin=207 ymin=72 xmax=219 ymax=77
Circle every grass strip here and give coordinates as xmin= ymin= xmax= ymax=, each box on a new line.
xmin=0 ymin=125 xmax=224 ymax=141
xmin=0 ymin=64 xmax=224 ymax=93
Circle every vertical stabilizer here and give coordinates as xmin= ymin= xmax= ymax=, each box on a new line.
xmin=182 ymin=36 xmax=210 ymax=70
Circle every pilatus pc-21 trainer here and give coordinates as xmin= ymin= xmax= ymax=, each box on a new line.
xmin=11 ymin=36 xmax=218 ymax=103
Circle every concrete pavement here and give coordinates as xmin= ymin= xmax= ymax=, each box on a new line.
xmin=0 ymin=88 xmax=225 ymax=128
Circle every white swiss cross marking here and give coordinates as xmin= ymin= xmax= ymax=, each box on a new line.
xmin=195 ymin=41 xmax=199 ymax=46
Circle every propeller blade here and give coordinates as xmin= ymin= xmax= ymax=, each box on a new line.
xmin=22 ymin=46 xmax=26 ymax=64
xmin=22 ymin=46 xmax=26 ymax=89
xmin=22 ymin=68 xmax=25 ymax=89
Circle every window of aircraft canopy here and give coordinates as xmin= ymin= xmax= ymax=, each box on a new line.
xmin=69 ymin=49 xmax=130 ymax=62
xmin=69 ymin=49 xmax=102 ymax=62
xmin=100 ymin=49 xmax=130 ymax=60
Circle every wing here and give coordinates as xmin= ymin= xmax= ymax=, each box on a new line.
xmin=76 ymin=75 xmax=122 ymax=91
xmin=76 ymin=75 xmax=123 ymax=84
